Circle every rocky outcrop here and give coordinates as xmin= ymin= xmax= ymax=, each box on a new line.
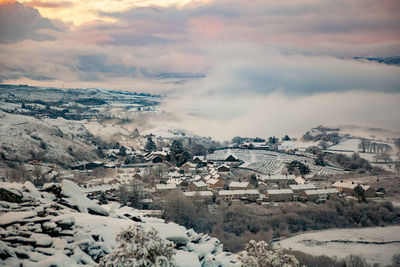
xmin=0 ymin=180 xmax=240 ymax=267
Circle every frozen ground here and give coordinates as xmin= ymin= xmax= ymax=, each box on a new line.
xmin=276 ymin=226 xmax=400 ymax=265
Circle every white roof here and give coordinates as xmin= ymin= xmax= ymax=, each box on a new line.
xmin=193 ymin=181 xmax=207 ymax=187
xmin=289 ymin=184 xmax=316 ymax=190
xmin=184 ymin=191 xmax=213 ymax=197
xmin=218 ymin=189 xmax=259 ymax=196
xmin=261 ymin=174 xmax=295 ymax=180
xmin=267 ymin=189 xmax=294 ymax=195
xmin=295 ymin=177 xmax=305 ymax=184
xmin=229 ymin=181 xmax=249 ymax=188
xmin=156 ymin=184 xmax=177 ymax=190
xmin=204 ymin=175 xmax=211 ymax=181
xmin=193 ymin=175 xmax=202 ymax=181
xmin=304 ymin=188 xmax=339 ymax=195
xmin=167 ymin=178 xmax=182 ymax=185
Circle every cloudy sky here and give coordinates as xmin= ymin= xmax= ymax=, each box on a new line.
xmin=1 ymin=0 xmax=399 ymax=140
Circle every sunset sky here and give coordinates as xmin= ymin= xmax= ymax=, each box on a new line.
xmin=0 ymin=0 xmax=399 ymax=139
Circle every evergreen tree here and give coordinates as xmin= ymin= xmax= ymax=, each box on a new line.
xmin=354 ymin=184 xmax=366 ymax=202
xmin=145 ymin=137 xmax=157 ymax=152
xmin=169 ymin=139 xmax=192 ymax=166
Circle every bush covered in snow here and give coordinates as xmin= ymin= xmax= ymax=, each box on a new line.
xmin=239 ymin=240 xmax=300 ymax=267
xmin=99 ymin=225 xmax=176 ymax=267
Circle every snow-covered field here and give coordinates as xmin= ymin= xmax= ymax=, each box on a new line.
xmin=276 ymin=226 xmax=400 ymax=265
xmin=207 ymin=149 xmax=345 ymax=176
xmin=328 ymin=138 xmax=361 ymax=152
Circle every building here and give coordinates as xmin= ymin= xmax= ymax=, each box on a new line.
xmin=225 ymin=155 xmax=239 ymax=162
xmin=181 ymin=162 xmax=197 ymax=172
xmin=184 ymin=191 xmax=213 ymax=201
xmin=187 ymin=181 xmax=208 ymax=191
xmin=218 ymin=189 xmax=260 ymax=201
xmin=301 ymin=188 xmax=339 ymax=201
xmin=155 ymin=184 xmax=177 ymax=195
xmin=229 ymin=181 xmax=250 ymax=190
xmin=217 ymin=164 xmax=230 ymax=172
xmin=289 ymin=184 xmax=317 ymax=193
xmin=193 ymin=156 xmax=206 ymax=165
xmin=206 ymin=179 xmax=224 ymax=190
xmin=265 ymin=189 xmax=294 ymax=202
xmin=332 ymin=181 xmax=376 ymax=198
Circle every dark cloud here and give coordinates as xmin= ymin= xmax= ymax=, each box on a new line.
xmin=0 ymin=1 xmax=61 ymax=43
xmin=76 ymin=54 xmax=137 ymax=79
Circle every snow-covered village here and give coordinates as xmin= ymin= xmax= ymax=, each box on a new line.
xmin=0 ymin=84 xmax=399 ymax=266
xmin=1 ymin=0 xmax=400 ymax=266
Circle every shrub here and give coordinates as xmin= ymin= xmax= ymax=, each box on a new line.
xmin=99 ymin=225 xmax=175 ymax=267
xmin=239 ymin=240 xmax=300 ymax=267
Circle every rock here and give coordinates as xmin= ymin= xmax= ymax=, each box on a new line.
xmin=31 ymin=233 xmax=53 ymax=247
xmin=2 ymin=236 xmax=35 ymax=246
xmin=42 ymin=183 xmax=62 ymax=198
xmin=0 ymin=188 xmax=22 ymax=203
xmin=0 ymin=241 xmax=15 ymax=260
xmin=54 ymin=216 xmax=75 ymax=230
xmin=23 ymin=181 xmax=42 ymax=199
xmin=13 ymin=248 xmax=30 ymax=259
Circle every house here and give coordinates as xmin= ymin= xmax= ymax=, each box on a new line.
xmin=155 ymin=184 xmax=177 ymax=195
xmin=218 ymin=189 xmax=259 ymax=202
xmin=206 ymin=179 xmax=224 ymax=190
xmin=301 ymin=188 xmax=339 ymax=201
xmin=225 ymin=154 xmax=239 ymax=162
xmin=187 ymin=181 xmax=208 ymax=191
xmin=193 ymin=156 xmax=206 ymax=165
xmin=217 ymin=164 xmax=230 ymax=173
xmin=184 ymin=191 xmax=213 ymax=201
xmin=181 ymin=162 xmax=197 ymax=172
xmin=229 ymin=181 xmax=250 ymax=190
xmin=289 ymin=184 xmax=317 ymax=193
xmin=332 ymin=181 xmax=376 ymax=198
xmin=265 ymin=189 xmax=294 ymax=202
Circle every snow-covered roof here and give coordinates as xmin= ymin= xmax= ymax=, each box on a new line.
xmin=289 ymin=184 xmax=316 ymax=190
xmin=229 ymin=181 xmax=249 ymax=188
xmin=295 ymin=177 xmax=306 ymax=184
xmin=304 ymin=188 xmax=339 ymax=195
xmin=267 ymin=189 xmax=294 ymax=195
xmin=156 ymin=184 xmax=177 ymax=190
xmin=193 ymin=175 xmax=202 ymax=181
xmin=193 ymin=181 xmax=207 ymax=187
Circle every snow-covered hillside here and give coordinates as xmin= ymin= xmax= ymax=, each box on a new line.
xmin=0 ymin=180 xmax=240 ymax=267
xmin=0 ymin=111 xmax=100 ymax=166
